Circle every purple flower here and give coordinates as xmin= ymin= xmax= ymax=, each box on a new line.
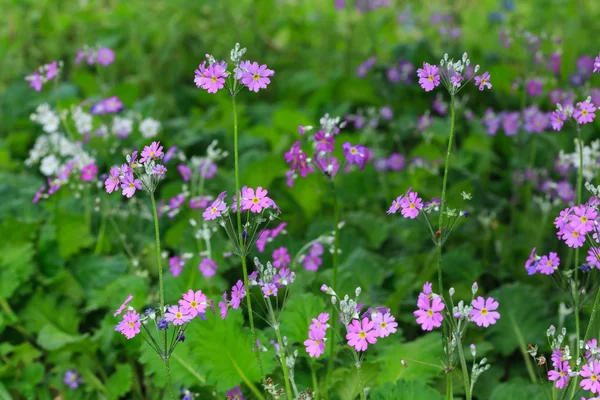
xmin=400 ymin=191 xmax=423 ymax=219
xmin=169 ymin=256 xmax=185 ymax=277
xmin=272 ymin=247 xmax=291 ymax=269
xmin=470 ymin=297 xmax=500 ymax=327
xmin=414 ymin=293 xmax=444 ymax=331
xmin=580 ymin=360 xmax=600 ymax=393
xmin=104 ymin=96 xmax=123 ymax=113
xmin=502 ymin=112 xmax=520 ymax=136
xmin=577 ymin=55 xmax=596 ymax=78
xmin=63 ymin=369 xmax=82 ymax=390
xmin=240 ymin=62 xmax=274 ymax=92
xmin=262 ymin=282 xmax=278 ymax=298
xmin=199 ymin=258 xmax=218 ymax=277
xmin=140 ymin=141 xmax=164 ymax=163
xmin=550 ymin=110 xmax=566 ymax=131
xmin=158 ymin=318 xmax=169 ymax=330
xmin=199 ymin=63 xmax=228 ymax=94
xmin=97 ymin=48 xmax=115 ymax=66
xmin=80 ymin=163 xmax=98 ymax=182
xmin=526 ymin=79 xmax=543 ymax=97
xmin=152 ymin=164 xmax=167 ymax=177
xmin=474 ymin=72 xmax=492 ymax=91
xmin=342 ymin=142 xmax=368 ymax=169
xmin=226 ymin=387 xmax=244 ymax=400
xmin=120 ymin=173 xmax=142 ymax=198
xmin=165 ymin=305 xmax=192 ymax=326
xmin=230 ymin=280 xmax=246 ymax=310
xmin=416 ymin=62 xmax=440 ymax=92
xmin=115 ymin=310 xmax=140 ymax=339
xmin=548 ymin=361 xmax=570 ymax=389
xmin=218 ymin=293 xmax=229 ymax=319
xmin=178 ymin=164 xmax=192 ymax=181
xmin=25 ymin=72 xmax=43 ymax=92
xmin=346 ymin=318 xmax=378 ymax=351
xmin=574 ymin=101 xmax=596 ymax=124
xmin=538 ymin=252 xmax=559 ymax=275
xmin=304 ymin=327 xmax=326 ymax=358
xmin=357 ymin=56 xmax=376 ymax=77
xmin=314 ymin=130 xmax=335 ymax=153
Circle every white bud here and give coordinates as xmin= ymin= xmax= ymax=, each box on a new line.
xmin=474 ymin=65 xmax=480 ymax=73
xmin=449 ymin=288 xmax=455 ymax=296
xmin=355 ymin=287 xmax=361 ymax=297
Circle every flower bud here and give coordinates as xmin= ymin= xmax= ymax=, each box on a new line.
xmin=471 ymin=282 xmax=478 ymax=295
xmin=470 ymin=344 xmax=476 ymax=357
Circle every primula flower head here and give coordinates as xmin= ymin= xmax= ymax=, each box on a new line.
xmin=342 ymin=142 xmax=368 ymax=170
xmin=304 ymin=328 xmax=326 ymax=358
xmin=470 ymin=296 xmax=500 ymax=327
xmin=414 ymin=293 xmax=444 ymax=331
xmin=179 ymin=289 xmax=208 ymax=318
xmin=574 ymin=100 xmax=597 ymax=125
xmin=346 ymin=317 xmax=378 ymax=351
xmin=116 ymin=310 xmax=141 ymax=339
xmin=241 ymin=186 xmax=272 ymax=213
xmin=272 ymin=247 xmax=291 ymax=269
xmin=165 ymin=305 xmax=192 ymax=326
xmin=199 ymin=257 xmax=218 ymax=277
xmin=580 ymin=360 xmax=600 ymax=394
xmin=474 ymin=71 xmax=492 ymax=91
xmin=372 ymin=312 xmax=398 ymax=338
xmin=548 ymin=360 xmax=570 ymax=389
xmin=417 ymin=62 xmax=441 ymax=92
xmin=97 ymin=48 xmax=115 ymax=66
xmin=538 ymin=252 xmax=560 ymax=275
xmin=241 ymin=62 xmax=274 ymax=92
xmin=400 ymin=191 xmax=423 ymax=219
xmin=63 ymin=369 xmax=82 ymax=390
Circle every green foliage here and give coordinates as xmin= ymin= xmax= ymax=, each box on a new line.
xmin=370 ymin=380 xmax=445 ymax=400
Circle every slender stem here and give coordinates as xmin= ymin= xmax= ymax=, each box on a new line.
xmin=94 ymin=203 xmax=107 ymax=254
xmin=456 ymin=335 xmax=471 ymax=400
xmin=232 ymin=95 xmax=265 ymax=383
xmin=150 ymin=193 xmax=173 ymax=400
xmin=355 ymin=357 xmax=366 ymax=400
xmin=446 ymin=372 xmax=453 ymax=400
xmin=274 ymin=327 xmax=293 ymax=399
xmin=326 ymin=183 xmax=341 ymax=392
xmin=310 ymin=362 xmax=319 ymax=399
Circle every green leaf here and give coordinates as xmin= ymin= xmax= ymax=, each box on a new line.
xmin=370 ymin=380 xmax=444 ymax=400
xmin=280 ymin=293 xmax=325 ymax=346
xmin=106 ymin=364 xmax=132 ymax=400
xmin=0 ymin=243 xmax=35 ymax=300
xmin=71 ymin=254 xmax=128 ymax=293
xmin=489 ymin=381 xmax=551 ymax=400
xmin=57 ymin=213 xmax=93 ymax=259
xmin=37 ymin=324 xmax=87 ymax=351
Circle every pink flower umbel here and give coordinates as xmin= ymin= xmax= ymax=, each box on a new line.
xmin=114 ymin=294 xmax=133 ymax=317
xmin=574 ymin=101 xmax=597 ymax=125
xmin=218 ymin=292 xmax=229 ymax=319
xmin=414 ymin=293 xmax=444 ymax=331
xmin=199 ymin=258 xmax=218 ymax=277
xmin=417 ymin=62 xmax=440 ymax=92
xmin=140 ymin=141 xmax=164 ymax=163
xmin=179 ymin=290 xmax=208 ymax=318
xmin=116 ymin=310 xmax=140 ymax=339
xmin=400 ymin=191 xmax=423 ymax=219
xmin=548 ymin=361 xmax=570 ymax=389
xmin=105 ymin=167 xmax=120 ymax=193
xmin=304 ymin=328 xmax=326 ymax=358
xmin=372 ymin=312 xmax=398 ymax=338
xmin=538 ymin=252 xmax=560 ymax=275
xmin=272 ymin=247 xmax=291 ymax=269
xmin=165 ymin=305 xmax=192 ymax=326
xmin=474 ymin=71 xmax=492 ymax=91
xmin=241 ymin=62 xmax=274 ymax=92
xmin=309 ymin=313 xmax=330 ymax=333
xmin=470 ymin=297 xmax=500 ymax=327
xmin=580 ymin=360 xmax=600 ymax=393
xmin=346 ymin=317 xmax=378 ymax=351
xmin=241 ymin=187 xmax=271 ymax=213
xmin=230 ymin=280 xmax=246 ymax=310
xmin=120 ymin=172 xmax=142 ymax=198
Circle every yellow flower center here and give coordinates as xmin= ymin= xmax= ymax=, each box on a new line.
xmin=252 ymin=197 xmax=259 ymax=204
xmin=315 ymin=339 xmax=320 ymax=345
xmin=359 ymin=331 xmax=366 ymax=339
xmin=128 ymin=322 xmax=134 ymax=328
xmin=593 ymin=374 xmax=598 ymax=381
xmin=381 ymin=322 xmax=387 ymax=329
xmin=560 ymin=371 xmax=565 ymax=377
xmin=191 ymin=301 xmax=198 ymax=308
xmin=175 ymin=312 xmax=182 ymax=319
xmin=583 ymin=110 xmax=588 ymax=116
xmin=410 ymin=202 xmax=415 ymax=209
xmin=211 ymin=207 xmax=217 ymax=214
xmin=573 ymin=231 xmax=579 ymax=238
xmin=582 ymin=216 xmax=588 ymax=223
xmin=427 ymin=310 xmax=433 ymax=317
xmin=547 ymin=261 xmax=552 ymax=266
xmin=428 ymin=76 xmax=433 ymax=82
xmin=150 ymin=151 xmax=155 ymax=157
xmin=253 ymin=73 xmax=260 ymax=81
xmin=481 ymin=308 xmax=488 ymax=316
xmin=211 ymin=76 xmax=217 ymax=83
xmin=129 ymin=183 xmax=134 ymax=189
xmin=350 ymin=148 xmax=357 ymax=155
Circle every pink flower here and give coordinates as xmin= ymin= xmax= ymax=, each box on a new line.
xmin=178 ymin=164 xmax=192 ymax=181
xmin=105 ymin=167 xmax=120 ymax=193
xmin=304 ymin=328 xmax=326 ymax=358
xmin=120 ymin=173 xmax=142 ymax=198
xmin=272 ymin=247 xmax=291 ymax=269
xmin=256 ymin=230 xmax=270 ymax=252
xmin=594 ymin=53 xmax=600 ymax=74
xmin=114 ymin=294 xmax=133 ymax=317
xmin=201 ymin=63 xmax=228 ymax=94
xmin=470 ymin=296 xmax=500 ymax=327
xmin=199 ymin=258 xmax=218 ymax=277
xmin=346 ymin=317 xmax=378 ymax=351
xmin=587 ymin=248 xmax=600 ymax=269
xmin=203 ymin=198 xmax=226 ymax=220
xmin=46 ymin=61 xmax=58 ymax=80
xmin=342 ymin=142 xmax=368 ymax=169
xmin=241 ymin=62 xmax=274 ymax=92
xmin=81 ymin=163 xmax=98 ymax=182
xmin=230 ymin=280 xmax=246 ymax=310
xmin=550 ymin=110 xmax=566 ymax=131
xmin=152 ymin=165 xmax=167 ymax=177
xmin=97 ymin=48 xmax=115 ymax=66
xmin=538 ymin=252 xmax=560 ymax=275
xmin=372 ymin=312 xmax=398 ymax=338
xmin=417 ymin=62 xmax=440 ymax=92
xmin=140 ymin=141 xmax=164 ymax=163
xmin=548 ymin=360 xmax=570 ymax=389
xmin=165 ymin=305 xmax=192 ymax=326
xmin=309 ymin=313 xmax=330 ymax=333
xmin=555 ymin=207 xmax=572 ymax=231
xmin=179 ymin=289 xmax=208 ymax=318
xmin=387 ymin=196 xmax=403 ymax=214
xmin=400 ymin=191 xmax=423 ymax=219
xmin=574 ymin=101 xmax=597 ymax=125
xmin=25 ymin=72 xmax=43 ymax=91
xmin=414 ymin=293 xmax=444 ymax=331
xmin=303 ymin=255 xmax=322 ymax=272
xmin=581 ymin=360 xmax=600 ymax=393
xmin=262 ymin=283 xmax=278 ymax=298
xmin=422 ymin=282 xmax=432 ymax=295
xmin=474 ymin=72 xmax=492 ymax=91
xmin=116 ymin=310 xmax=140 ymax=339
xmin=169 ymin=256 xmax=185 ymax=277
xmin=218 ymin=292 xmax=229 ymax=319
xmin=562 ymin=224 xmax=586 ymax=248
xmin=570 ymin=205 xmax=598 ymax=234
xmin=241 ymin=187 xmax=271 ymax=213
xmin=315 ymin=130 xmax=335 ymax=153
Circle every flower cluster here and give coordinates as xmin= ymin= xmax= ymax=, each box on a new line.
xmin=524 ymin=248 xmax=561 ymax=275
xmin=256 ymin=222 xmax=288 ymax=252
xmin=104 ymin=141 xmax=167 ymax=198
xmin=91 ymin=96 xmax=124 ymax=115
xmin=387 ymin=188 xmax=424 ymax=219
xmin=551 ymin=96 xmax=597 ymax=130
xmin=554 ymin=201 xmax=599 ymax=249
xmin=75 ymin=45 xmax=115 ymax=66
xmin=304 ymin=313 xmax=330 ymax=357
xmin=417 ymin=53 xmax=489 ymax=95
xmin=25 ymin=60 xmax=62 ymax=92
xmin=194 ymin=43 xmax=274 ymax=95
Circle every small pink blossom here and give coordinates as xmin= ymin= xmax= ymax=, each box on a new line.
xmin=574 ymin=101 xmax=597 ymax=125
xmin=309 ymin=313 xmax=330 ymax=333
xmin=400 ymin=191 xmax=423 ymax=219
xmin=272 ymin=247 xmax=291 ymax=269
xmin=140 ymin=141 xmax=164 ymax=163
xmin=538 ymin=252 xmax=560 ymax=275
xmin=199 ymin=258 xmax=218 ymax=277
xmin=474 ymin=71 xmax=492 ymax=91
xmin=240 ymin=62 xmax=274 ymax=92
xmin=120 ymin=173 xmax=142 ymax=198
xmin=165 ymin=305 xmax=192 ymax=326
xmin=548 ymin=360 xmax=570 ymax=389
xmin=346 ymin=317 xmax=378 ymax=351
xmin=230 ymin=280 xmax=246 ymax=310
xmin=417 ymin=62 xmax=440 ymax=92
xmin=105 ymin=167 xmax=120 ymax=193
xmin=241 ymin=187 xmax=271 ymax=213
xmin=116 ymin=310 xmax=140 ymax=339
xmin=113 ymin=294 xmax=133 ymax=317
xmin=179 ymin=289 xmax=208 ymax=318
xmin=581 ymin=360 xmax=600 ymax=394
xmin=304 ymin=328 xmax=326 ymax=358
xmin=218 ymin=292 xmax=229 ymax=319
xmin=414 ymin=293 xmax=444 ymax=331
xmin=470 ymin=296 xmax=500 ymax=327
xmin=372 ymin=312 xmax=398 ymax=338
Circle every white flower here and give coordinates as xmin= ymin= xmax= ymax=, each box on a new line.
xmin=40 ymin=154 xmax=60 ymax=176
xmin=72 ymin=106 xmax=93 ymax=135
xmin=112 ymin=116 xmax=133 ymax=138
xmin=139 ymin=118 xmax=161 ymax=138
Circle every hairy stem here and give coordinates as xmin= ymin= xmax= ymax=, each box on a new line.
xmin=275 ymin=326 xmax=293 ymax=399
xmin=355 ymin=358 xmax=366 ymax=400
xmin=456 ymin=335 xmax=471 ymax=400
xmin=326 ymin=183 xmax=340 ymax=393
xmin=232 ymin=95 xmax=265 ymax=382
xmin=446 ymin=372 xmax=453 ymax=400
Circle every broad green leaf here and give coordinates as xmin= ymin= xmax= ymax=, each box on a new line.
xmin=0 ymin=243 xmax=35 ymax=300
xmin=106 ymin=364 xmax=132 ymax=400
xmin=489 ymin=381 xmax=552 ymax=400
xmin=280 ymin=293 xmax=325 ymax=346
xmin=370 ymin=380 xmax=444 ymax=400
xmin=37 ymin=324 xmax=87 ymax=351
xmin=57 ymin=213 xmax=93 ymax=259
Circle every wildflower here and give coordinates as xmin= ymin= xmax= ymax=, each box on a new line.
xmin=199 ymin=258 xmax=218 ymax=277
xmin=580 ymin=360 xmax=600 ymax=393
xmin=474 ymin=71 xmax=492 ymax=91
xmin=417 ymin=62 xmax=441 ymax=92
xmin=262 ymin=282 xmax=278 ymax=298
xmin=199 ymin=63 xmax=227 ymax=94
xmin=400 ymin=191 xmax=423 ymax=219
xmin=548 ymin=361 xmax=570 ymax=389
xmin=562 ymin=224 xmax=586 ymax=248
xmin=309 ymin=313 xmax=330 ymax=333
xmin=140 ymin=118 xmax=161 ymax=138
xmin=574 ymin=101 xmax=597 ymax=125
xmin=423 ymin=282 xmax=433 ymax=295
xmin=470 ymin=297 xmax=500 ymax=327
xmin=152 ymin=165 xmax=167 ymax=177
xmin=303 ymin=255 xmax=322 ymax=272
xmin=103 ymin=96 xmax=123 ymax=113
xmin=97 ymin=48 xmax=115 ymax=66
xmin=26 ymin=72 xmax=43 ymax=91
xmin=272 ymin=247 xmax=291 ymax=269
xmin=526 ymin=79 xmax=543 ymax=97
xmin=570 ymin=205 xmax=598 ymax=234
xmin=218 ymin=293 xmax=229 ymax=319
xmin=230 ymin=280 xmax=246 ymax=309
xmin=587 ymin=248 xmax=600 ymax=269
xmin=595 ymin=53 xmax=600 ymax=73
xmin=551 ymin=110 xmax=566 ymax=131
xmin=304 ymin=328 xmax=326 ymax=358
xmin=314 ymin=130 xmax=335 ymax=153
xmin=165 ymin=305 xmax=192 ymax=326
xmin=342 ymin=142 xmax=368 ymax=169
xmin=63 ymin=369 xmax=82 ymax=390
xmin=140 ymin=141 xmax=164 ymax=163
xmin=357 ymin=57 xmax=376 ymax=77
xmin=372 ymin=312 xmax=398 ymax=338
xmin=226 ymin=387 xmax=244 ymax=400
xmin=538 ymin=252 xmax=560 ymax=275
xmin=116 ymin=310 xmax=141 ymax=339
xmin=202 ymin=198 xmax=226 ymax=221
xmin=120 ymin=172 xmax=142 ymax=198
xmin=169 ymin=256 xmax=185 ymax=277
xmin=346 ymin=317 xmax=378 ymax=351
xmin=414 ymin=293 xmax=444 ymax=331
xmin=179 ymin=289 xmax=208 ymax=318
xmin=114 ymin=294 xmax=133 ymax=317
xmin=157 ymin=319 xmax=169 ymax=330
xmin=241 ymin=187 xmax=271 ymax=213
xmin=240 ymin=62 xmax=274 ymax=92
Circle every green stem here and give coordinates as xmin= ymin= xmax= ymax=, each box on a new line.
xmin=456 ymin=336 xmax=471 ymax=400
xmin=232 ymin=95 xmax=265 ymax=383
xmin=446 ymin=372 xmax=453 ymax=400
xmin=509 ymin=313 xmax=536 ymax=383
xmin=355 ymin=357 xmax=366 ymax=400
xmin=310 ymin=362 xmax=319 ymax=399
xmin=150 ymin=193 xmax=173 ymax=400
xmin=94 ymin=205 xmax=107 ymax=254
xmin=275 ymin=326 xmax=293 ymax=399
xmin=326 ymin=184 xmax=341 ymax=393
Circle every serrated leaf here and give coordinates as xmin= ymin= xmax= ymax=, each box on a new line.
xmin=37 ymin=324 xmax=87 ymax=351
xmin=370 ymin=380 xmax=444 ymax=400
xmin=106 ymin=364 xmax=132 ymax=400
xmin=0 ymin=243 xmax=35 ymax=300
xmin=489 ymin=381 xmax=551 ymax=400
xmin=57 ymin=213 xmax=93 ymax=259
